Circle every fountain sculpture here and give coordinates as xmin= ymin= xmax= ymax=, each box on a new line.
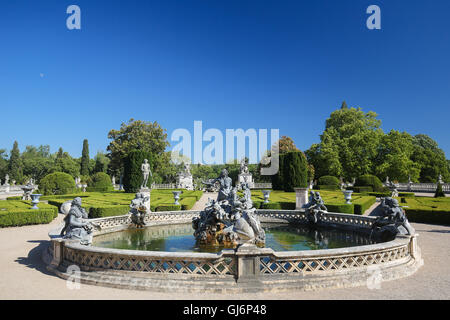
xmin=193 ymin=169 xmax=265 ymax=247
xmin=129 ymin=192 xmax=150 ymax=228
xmin=304 ymin=191 xmax=328 ymax=224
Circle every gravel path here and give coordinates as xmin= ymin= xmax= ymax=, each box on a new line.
xmin=0 ymin=212 xmax=449 ymax=299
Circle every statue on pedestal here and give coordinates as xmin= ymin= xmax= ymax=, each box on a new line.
xmin=4 ymin=174 xmax=9 ymax=186
xmin=304 ymin=191 xmax=328 ymax=224
xmin=141 ymin=159 xmax=152 ymax=189
xmin=129 ymin=192 xmax=150 ymax=228
xmin=60 ymin=197 xmax=100 ymax=245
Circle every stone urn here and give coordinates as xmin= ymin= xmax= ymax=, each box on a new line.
xmin=172 ymin=191 xmax=182 ymax=205
xmin=30 ymin=194 xmax=42 ymax=210
xmin=262 ymin=190 xmax=271 ymax=204
xmin=343 ymin=190 xmax=353 ymax=204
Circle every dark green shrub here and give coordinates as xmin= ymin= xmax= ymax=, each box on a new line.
xmin=155 ymin=205 xmax=181 ymax=212
xmin=282 ymin=151 xmax=308 ymax=192
xmin=399 ymin=192 xmax=415 ymax=197
xmin=123 ymin=150 xmax=153 ymax=193
xmin=316 ymin=185 xmax=340 ymax=191
xmin=271 ymin=153 xmax=286 ymax=191
xmin=39 ymin=172 xmax=76 ymax=195
xmin=353 ymin=196 xmax=376 ymax=215
xmin=325 ymin=203 xmax=354 ymax=214
xmin=260 ymin=202 xmax=282 ymax=209
xmin=89 ymin=205 xmax=129 ymax=218
xmin=355 ymin=174 xmax=386 ymax=192
xmin=89 ymin=172 xmax=113 ymax=192
xmin=349 ymin=186 xmax=373 ymax=193
xmin=355 ymin=174 xmax=384 ymax=192
xmin=0 ymin=209 xmax=57 ymax=227
xmin=405 ymin=208 xmax=450 ymax=225
xmin=435 ymin=182 xmax=445 ymax=198
xmin=318 ymin=175 xmax=340 ymax=186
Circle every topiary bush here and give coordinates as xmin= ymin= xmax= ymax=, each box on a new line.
xmin=39 ymin=172 xmax=76 ymax=195
xmin=355 ymin=174 xmax=384 ymax=192
xmin=271 ymin=153 xmax=286 ymax=191
xmin=123 ymin=150 xmax=153 ymax=193
xmin=282 ymin=151 xmax=308 ymax=192
xmin=435 ymin=182 xmax=446 ymax=198
xmin=88 ymin=172 xmax=113 ymax=192
xmin=318 ymin=175 xmax=340 ymax=186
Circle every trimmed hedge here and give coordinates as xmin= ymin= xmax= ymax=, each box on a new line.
xmin=316 ymin=185 xmax=340 ymax=191
xmin=349 ymin=186 xmax=373 ymax=193
xmin=0 ymin=200 xmax=58 ymax=227
xmin=89 ymin=205 xmax=130 ymax=219
xmin=355 ymin=174 xmax=385 ymax=192
xmin=353 ymin=196 xmax=376 ymax=215
xmin=318 ymin=175 xmax=340 ymax=186
xmin=39 ymin=172 xmax=76 ymax=195
xmin=88 ymin=172 xmax=113 ymax=192
xmin=155 ymin=205 xmax=181 ymax=212
xmin=404 ymin=208 xmax=450 ymax=225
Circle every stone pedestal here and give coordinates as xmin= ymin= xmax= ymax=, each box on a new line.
xmin=139 ymin=188 xmax=151 ymax=212
xmin=237 ymin=173 xmax=254 ymax=188
xmin=295 ymin=187 xmax=308 ymax=209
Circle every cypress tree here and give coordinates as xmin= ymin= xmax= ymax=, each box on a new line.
xmin=271 ymin=153 xmax=285 ymax=191
xmin=123 ymin=150 xmax=152 ymax=193
xmin=341 ymin=101 xmax=348 ymax=109
xmin=80 ymin=139 xmax=90 ymax=176
xmin=282 ymin=151 xmax=308 ymax=192
xmin=435 ymin=182 xmax=445 ymax=198
xmin=8 ymin=141 xmax=22 ymax=182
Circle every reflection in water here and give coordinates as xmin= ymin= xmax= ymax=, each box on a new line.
xmin=93 ymin=223 xmax=378 ymax=253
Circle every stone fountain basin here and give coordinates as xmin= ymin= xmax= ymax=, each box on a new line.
xmin=45 ymin=210 xmax=423 ymax=293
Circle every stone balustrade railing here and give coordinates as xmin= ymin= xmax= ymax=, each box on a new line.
xmin=385 ymin=182 xmax=450 ymax=193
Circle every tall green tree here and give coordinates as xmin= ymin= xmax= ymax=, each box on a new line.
xmin=374 ymin=130 xmax=420 ymax=182
xmin=306 ymin=104 xmax=383 ymax=180
xmin=8 ymin=141 xmax=23 ymax=183
xmin=411 ymin=134 xmax=449 ymax=182
xmin=80 ymin=139 xmax=90 ymax=176
xmin=107 ymin=119 xmax=170 ymax=178
xmin=93 ymin=151 xmax=110 ymax=174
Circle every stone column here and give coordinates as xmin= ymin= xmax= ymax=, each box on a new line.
xmin=294 ymin=187 xmax=308 ymax=209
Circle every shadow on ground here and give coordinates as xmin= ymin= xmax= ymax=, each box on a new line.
xmin=15 ymin=240 xmax=55 ymax=276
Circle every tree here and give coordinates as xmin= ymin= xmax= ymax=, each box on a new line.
xmin=0 ymin=149 xmax=9 ymax=180
xmin=107 ymin=119 xmax=169 ymax=177
xmin=435 ymin=182 xmax=445 ymax=198
xmin=93 ymin=151 xmax=110 ymax=174
xmin=411 ymin=134 xmax=449 ymax=182
xmin=8 ymin=141 xmax=23 ymax=183
xmin=39 ymin=172 xmax=76 ymax=195
xmin=52 ymin=149 xmax=80 ymax=178
xmin=80 ymin=139 xmax=90 ymax=176
xmin=123 ymin=150 xmax=153 ymax=193
xmin=282 ymin=151 xmax=308 ymax=192
xmin=374 ymin=130 xmax=420 ymax=182
xmin=306 ymin=105 xmax=383 ymax=180
xmin=278 ymin=136 xmax=300 ymax=154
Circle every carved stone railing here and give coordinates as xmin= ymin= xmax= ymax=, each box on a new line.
xmin=251 ymin=183 xmax=272 ymax=189
xmin=387 ymin=182 xmax=450 ymax=193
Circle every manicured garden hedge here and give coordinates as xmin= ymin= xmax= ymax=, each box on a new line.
xmin=0 ymin=201 xmax=58 ymax=227
xmin=39 ymin=172 xmax=76 ymax=195
xmin=316 ymin=185 xmax=340 ymax=191
xmin=401 ymin=197 xmax=450 ymax=225
xmin=355 ymin=174 xmax=385 ymax=192
xmin=317 ymin=176 xmax=340 ymax=186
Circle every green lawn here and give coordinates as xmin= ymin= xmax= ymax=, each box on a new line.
xmin=401 ymin=196 xmax=450 ymax=225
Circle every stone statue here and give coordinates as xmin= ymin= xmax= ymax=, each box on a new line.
xmin=112 ymin=176 xmax=116 ymax=185
xmin=193 ymin=170 xmax=265 ymax=246
xmin=129 ymin=192 xmax=150 ymax=228
xmin=203 ymin=169 xmax=233 ymax=202
xmin=438 ymin=174 xmax=444 ymax=184
xmin=4 ymin=174 xmax=9 ymax=185
xmin=372 ymin=197 xmax=415 ymax=241
xmin=385 ymin=176 xmax=390 ymax=185
xmin=304 ymin=191 xmax=328 ymax=224
xmin=60 ymin=197 xmax=100 ymax=245
xmin=240 ymin=158 xmax=249 ymax=174
xmin=141 ymin=159 xmax=152 ymax=189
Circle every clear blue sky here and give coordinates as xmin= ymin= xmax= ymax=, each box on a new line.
xmin=1 ymin=0 xmax=449 ymax=159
